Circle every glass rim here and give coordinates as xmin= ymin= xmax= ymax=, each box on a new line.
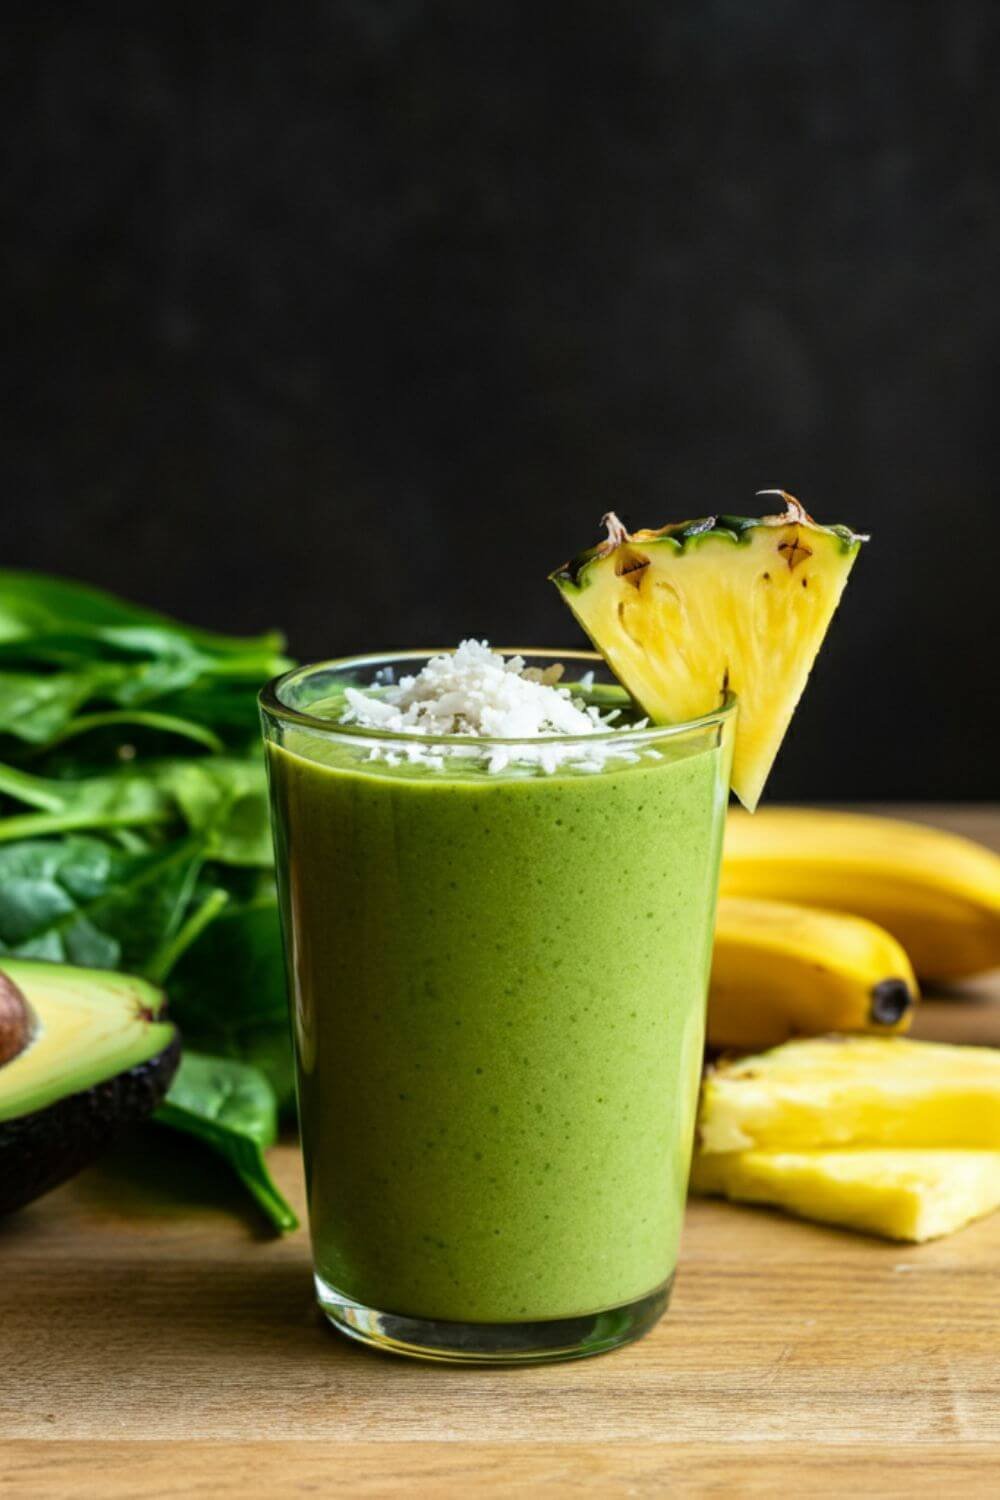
xmin=259 ymin=648 xmax=737 ymax=750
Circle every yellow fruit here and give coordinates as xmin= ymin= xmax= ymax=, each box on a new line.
xmin=697 ymin=1035 xmax=1000 ymax=1154
xmin=550 ymin=493 xmax=866 ymax=809
xmin=690 ymin=1148 xmax=1000 ymax=1242
xmin=722 ymin=807 xmax=1000 ymax=982
xmin=709 ymin=896 xmax=917 ymax=1051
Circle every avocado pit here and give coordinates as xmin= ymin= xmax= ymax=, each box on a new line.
xmin=0 ymin=971 xmax=32 ymax=1068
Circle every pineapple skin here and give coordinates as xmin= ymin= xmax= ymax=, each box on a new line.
xmin=690 ymin=1149 xmax=1000 ymax=1243
xmin=698 ymin=1036 xmax=1000 ymax=1154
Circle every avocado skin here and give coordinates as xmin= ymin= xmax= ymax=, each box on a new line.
xmin=0 ymin=1033 xmax=180 ymax=1214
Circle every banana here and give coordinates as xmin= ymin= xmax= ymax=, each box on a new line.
xmin=722 ymin=808 xmax=1000 ymax=983
xmin=709 ymin=896 xmax=918 ymax=1051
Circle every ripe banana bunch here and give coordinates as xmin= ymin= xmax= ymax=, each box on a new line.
xmin=721 ymin=808 xmax=1000 ymax=984
xmin=709 ymin=896 xmax=917 ymax=1051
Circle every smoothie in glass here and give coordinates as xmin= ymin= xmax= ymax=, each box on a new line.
xmin=261 ymin=647 xmax=733 ymax=1361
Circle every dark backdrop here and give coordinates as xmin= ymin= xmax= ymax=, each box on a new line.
xmin=4 ymin=2 xmax=998 ymax=798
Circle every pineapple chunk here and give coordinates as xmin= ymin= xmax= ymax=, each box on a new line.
xmin=550 ymin=494 xmax=865 ymax=809
xmin=698 ymin=1036 xmax=1000 ymax=1154
xmin=690 ymin=1149 xmax=1000 ymax=1242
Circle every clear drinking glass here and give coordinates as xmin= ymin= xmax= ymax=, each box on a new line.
xmin=260 ymin=650 xmax=734 ymax=1363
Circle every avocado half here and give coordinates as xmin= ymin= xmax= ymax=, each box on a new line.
xmin=0 ymin=959 xmax=179 ymax=1214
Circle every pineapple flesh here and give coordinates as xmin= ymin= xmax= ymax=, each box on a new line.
xmin=695 ymin=1038 xmax=1000 ymax=1152
xmin=698 ymin=1036 xmax=1000 ymax=1154
xmin=550 ymin=493 xmax=866 ymax=809
xmin=690 ymin=1149 xmax=1000 ymax=1243
xmin=695 ymin=1036 xmax=1000 ymax=1241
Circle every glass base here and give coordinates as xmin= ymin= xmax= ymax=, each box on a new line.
xmin=315 ymin=1273 xmax=673 ymax=1365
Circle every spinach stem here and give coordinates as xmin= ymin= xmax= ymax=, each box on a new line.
xmin=47 ymin=710 xmax=226 ymax=754
xmin=232 ymin=1162 xmax=300 ymax=1231
xmin=156 ymin=1102 xmax=299 ymax=1233
xmin=0 ymin=810 xmax=172 ymax=842
xmin=146 ymin=886 xmax=230 ymax=984
xmin=0 ymin=762 xmax=67 ymax=811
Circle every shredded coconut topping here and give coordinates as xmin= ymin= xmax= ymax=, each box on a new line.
xmin=339 ymin=639 xmax=648 ymax=774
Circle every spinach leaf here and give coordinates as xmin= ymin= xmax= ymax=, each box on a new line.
xmin=44 ymin=709 xmax=225 ymax=756
xmin=0 ymin=761 xmax=175 ymax=842
xmin=156 ymin=680 xmax=270 ymax=742
xmin=158 ymin=759 xmax=273 ymax=866
xmin=0 ymin=569 xmax=289 ymax=667
xmin=166 ymin=890 xmax=295 ymax=1112
xmin=0 ymin=756 xmax=272 ymax=865
xmin=0 ymin=664 xmax=127 ymax=744
xmin=144 ymin=885 xmax=231 ymax=986
xmin=0 ymin=570 xmax=299 ymax=1231
xmin=0 ymin=835 xmax=204 ymax=972
xmin=0 ymin=571 xmax=289 ymax=764
xmin=0 ymin=654 xmax=277 ymax=752
xmin=155 ymin=1051 xmax=298 ymax=1232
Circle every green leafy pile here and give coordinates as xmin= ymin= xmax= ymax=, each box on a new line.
xmin=0 ymin=571 xmax=298 ymax=1230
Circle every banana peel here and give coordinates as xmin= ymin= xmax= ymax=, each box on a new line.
xmin=709 ymin=896 xmax=917 ymax=1051
xmin=722 ymin=808 xmax=1000 ymax=983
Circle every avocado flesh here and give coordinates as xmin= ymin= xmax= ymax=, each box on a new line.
xmin=0 ymin=959 xmax=179 ymax=1214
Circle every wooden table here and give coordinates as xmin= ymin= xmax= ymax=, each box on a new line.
xmin=3 ymin=808 xmax=998 ymax=1497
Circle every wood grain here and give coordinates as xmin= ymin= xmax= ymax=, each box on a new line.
xmin=2 ymin=807 xmax=998 ymax=1496
xmin=5 ymin=1443 xmax=1000 ymax=1499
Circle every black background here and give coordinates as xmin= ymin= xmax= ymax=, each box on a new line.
xmin=4 ymin=3 xmax=998 ymax=798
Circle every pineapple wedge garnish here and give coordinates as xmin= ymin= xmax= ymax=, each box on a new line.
xmin=550 ymin=493 xmax=866 ymax=809
xmin=698 ymin=1035 xmax=1000 ymax=1154
xmin=691 ymin=1149 xmax=1000 ymax=1242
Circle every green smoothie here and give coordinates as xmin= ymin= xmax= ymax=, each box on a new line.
xmin=267 ymin=708 xmax=730 ymax=1324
